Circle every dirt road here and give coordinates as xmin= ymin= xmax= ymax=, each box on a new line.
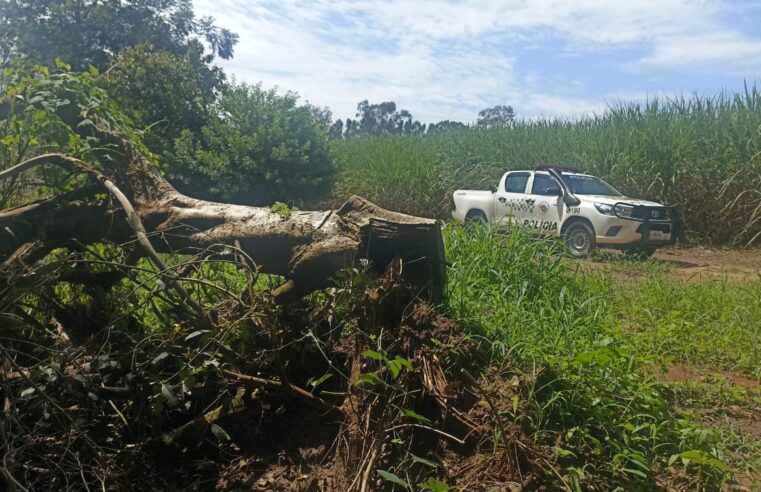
xmin=583 ymin=246 xmax=761 ymax=282
xmin=583 ymin=246 xmax=761 ymax=487
xmin=654 ymin=246 xmax=761 ymax=282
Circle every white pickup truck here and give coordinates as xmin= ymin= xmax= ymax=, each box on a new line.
xmin=451 ymin=167 xmax=680 ymax=257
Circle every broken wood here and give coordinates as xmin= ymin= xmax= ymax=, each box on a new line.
xmin=222 ymin=369 xmax=344 ymax=417
xmin=1 ymin=147 xmax=446 ymax=304
xmin=1 ymin=153 xmax=209 ymax=321
xmin=162 ymin=387 xmax=250 ymax=448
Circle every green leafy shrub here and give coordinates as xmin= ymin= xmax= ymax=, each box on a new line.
xmin=169 ymin=82 xmax=335 ymax=207
xmin=104 ymin=44 xmax=224 ymax=159
xmin=0 ymin=62 xmax=146 ymax=204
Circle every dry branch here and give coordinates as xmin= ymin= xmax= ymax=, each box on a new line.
xmin=162 ymin=388 xmax=250 ymax=448
xmin=222 ymin=369 xmax=344 ymax=417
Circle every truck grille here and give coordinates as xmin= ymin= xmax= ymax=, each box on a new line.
xmin=631 ymin=206 xmax=669 ymax=221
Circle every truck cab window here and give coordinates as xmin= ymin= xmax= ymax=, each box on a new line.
xmin=505 ymin=173 xmax=530 ymax=193
xmin=531 ymin=174 xmax=561 ymax=196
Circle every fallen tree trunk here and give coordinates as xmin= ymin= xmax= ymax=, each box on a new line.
xmin=0 ymin=151 xmax=446 ymax=303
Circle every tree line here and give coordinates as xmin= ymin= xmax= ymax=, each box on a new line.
xmin=327 ymin=101 xmax=516 ymax=138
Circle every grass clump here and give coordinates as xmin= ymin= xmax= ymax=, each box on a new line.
xmin=270 ymin=201 xmax=299 ymax=219
xmin=613 ymin=272 xmax=761 ymax=378
xmin=445 ymin=224 xmax=610 ymax=356
xmin=443 ymin=224 xmax=730 ymax=487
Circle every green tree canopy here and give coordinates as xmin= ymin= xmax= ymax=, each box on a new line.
xmin=0 ymin=0 xmax=237 ymax=175
xmin=335 ymin=100 xmax=426 ymax=138
xmin=0 ymin=0 xmax=237 ymax=69
xmin=1 ymin=3 xmax=335 ymax=209
xmin=476 ymin=104 xmax=516 ymax=128
xmin=169 ymin=82 xmax=335 ymax=206
xmin=104 ymin=44 xmax=223 ymax=157
xmin=427 ymin=120 xmax=468 ymax=133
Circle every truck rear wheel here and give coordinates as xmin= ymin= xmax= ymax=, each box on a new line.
xmin=465 ymin=210 xmax=487 ymax=229
xmin=564 ymin=221 xmax=595 ymax=258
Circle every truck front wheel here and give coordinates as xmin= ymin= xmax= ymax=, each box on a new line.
xmin=564 ymin=221 xmax=595 ymax=258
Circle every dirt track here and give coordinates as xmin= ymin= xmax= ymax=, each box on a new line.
xmin=654 ymin=246 xmax=761 ymax=282
xmin=583 ymin=246 xmax=761 ymax=282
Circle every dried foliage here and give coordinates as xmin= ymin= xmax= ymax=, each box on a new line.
xmin=0 ymin=241 xmax=551 ymax=490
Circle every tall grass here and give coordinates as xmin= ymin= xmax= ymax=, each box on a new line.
xmin=445 ymin=225 xmax=611 ymax=357
xmin=334 ymin=86 xmax=761 ymax=245
xmin=443 ymin=225 xmax=729 ymax=485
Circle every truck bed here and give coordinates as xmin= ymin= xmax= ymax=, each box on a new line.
xmin=451 ymin=189 xmax=495 ymax=223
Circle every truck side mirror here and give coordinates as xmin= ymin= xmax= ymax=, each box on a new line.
xmin=547 ymin=168 xmax=581 ymax=207
xmin=490 ymin=185 xmax=497 ymax=193
xmin=563 ymin=193 xmax=581 ymax=206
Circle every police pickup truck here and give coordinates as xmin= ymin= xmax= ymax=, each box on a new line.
xmin=451 ymin=166 xmax=679 ymax=257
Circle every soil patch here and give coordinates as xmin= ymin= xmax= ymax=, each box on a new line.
xmin=581 ymin=246 xmax=761 ymax=283
xmin=653 ymin=247 xmax=761 ymax=282
xmin=663 ymin=364 xmax=760 ymax=390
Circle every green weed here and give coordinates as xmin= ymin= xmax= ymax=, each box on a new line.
xmin=442 ymin=224 xmax=728 ymax=487
xmin=270 ymin=201 xmax=299 ymax=219
xmin=613 ymin=274 xmax=761 ymax=377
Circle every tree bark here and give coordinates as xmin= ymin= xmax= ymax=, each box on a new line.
xmin=1 ymin=152 xmax=446 ymax=303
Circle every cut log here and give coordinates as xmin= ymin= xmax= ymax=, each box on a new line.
xmin=1 ymin=151 xmax=446 ymax=303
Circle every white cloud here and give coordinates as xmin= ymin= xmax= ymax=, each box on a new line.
xmin=638 ymin=32 xmax=761 ymax=72
xmin=193 ymin=0 xmax=761 ymax=122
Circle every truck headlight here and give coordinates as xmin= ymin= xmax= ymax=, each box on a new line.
xmin=615 ymin=204 xmax=635 ymax=218
xmin=594 ymin=203 xmax=615 ymax=216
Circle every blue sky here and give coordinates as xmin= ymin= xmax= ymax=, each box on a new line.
xmin=192 ymin=0 xmax=761 ymax=123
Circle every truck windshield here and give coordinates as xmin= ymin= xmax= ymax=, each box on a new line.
xmin=562 ymin=174 xmax=621 ymax=196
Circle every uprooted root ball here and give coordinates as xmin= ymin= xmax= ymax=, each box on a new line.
xmin=1 ymin=259 xmax=552 ymax=491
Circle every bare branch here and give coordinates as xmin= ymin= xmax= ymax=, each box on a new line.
xmin=0 ymin=153 xmax=209 ymax=321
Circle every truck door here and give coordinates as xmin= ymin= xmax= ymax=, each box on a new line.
xmin=494 ymin=172 xmax=531 ymax=227
xmin=521 ymin=173 xmax=563 ymax=236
